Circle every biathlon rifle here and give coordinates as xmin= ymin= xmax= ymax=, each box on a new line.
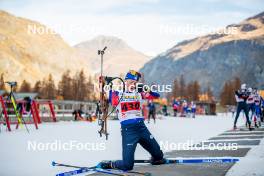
xmin=96 ymin=47 xmax=125 ymax=140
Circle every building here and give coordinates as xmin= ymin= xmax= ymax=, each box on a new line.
xmin=259 ymin=90 xmax=264 ymax=98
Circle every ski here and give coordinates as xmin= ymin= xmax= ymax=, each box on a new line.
xmin=56 ymin=167 xmax=130 ymax=176
xmin=134 ymin=158 xmax=239 ymax=164
xmin=56 ymin=168 xmax=128 ymax=176
xmin=52 ymin=161 xmax=151 ymax=176
xmin=55 ymin=168 xmax=150 ymax=176
xmin=53 ymin=158 xmax=238 ymax=176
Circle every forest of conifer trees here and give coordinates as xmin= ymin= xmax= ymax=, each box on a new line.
xmin=0 ymin=70 xmax=95 ymax=101
xmin=0 ymin=72 xmax=241 ymax=105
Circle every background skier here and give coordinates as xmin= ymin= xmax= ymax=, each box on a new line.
xmin=191 ymin=101 xmax=196 ymax=118
xmin=147 ymin=100 xmax=156 ymax=123
xmin=246 ymin=87 xmax=255 ymax=122
xmin=234 ymin=84 xmax=254 ymax=130
xmin=253 ymin=88 xmax=262 ymax=127
xmin=172 ymin=98 xmax=180 ymax=117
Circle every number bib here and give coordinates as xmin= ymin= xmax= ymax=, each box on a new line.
xmin=121 ymin=102 xmax=140 ymax=112
xmin=116 ymin=92 xmax=144 ymax=122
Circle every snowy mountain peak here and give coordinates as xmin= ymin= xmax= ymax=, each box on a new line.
xmin=159 ymin=11 xmax=264 ymax=61
xmin=75 ymin=35 xmax=130 ymax=51
xmin=140 ymin=11 xmax=264 ymax=95
xmin=75 ymin=36 xmax=150 ymax=76
xmin=0 ymin=10 xmax=91 ymax=84
xmin=246 ymin=11 xmax=264 ymax=21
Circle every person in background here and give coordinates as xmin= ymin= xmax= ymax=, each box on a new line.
xmin=181 ymin=100 xmax=188 ymax=117
xmin=162 ymin=104 xmax=168 ymax=116
xmin=72 ymin=109 xmax=83 ymax=121
xmin=147 ymin=100 xmax=156 ymax=123
xmin=91 ymin=111 xmax=97 ymax=122
xmin=246 ymin=87 xmax=255 ymax=125
xmin=186 ymin=102 xmax=192 ymax=118
xmin=261 ymin=96 xmax=264 ymax=122
xmin=172 ymin=98 xmax=180 ymax=117
xmin=234 ymin=84 xmax=254 ymax=130
xmin=191 ymin=101 xmax=196 ymax=118
xmin=17 ymin=96 xmax=32 ymax=115
xmin=253 ymin=88 xmax=262 ymax=128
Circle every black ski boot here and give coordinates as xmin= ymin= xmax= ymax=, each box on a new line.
xmin=233 ymin=126 xmax=237 ymax=130
xmin=97 ymin=160 xmax=114 ymax=169
xmin=247 ymin=122 xmax=254 ymax=131
xmin=151 ymin=157 xmax=168 ymax=165
xmin=248 ymin=125 xmax=255 ymax=131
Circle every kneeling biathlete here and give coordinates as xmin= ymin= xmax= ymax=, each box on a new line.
xmin=97 ymin=70 xmax=166 ymax=171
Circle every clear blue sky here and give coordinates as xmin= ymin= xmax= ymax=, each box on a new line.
xmin=0 ymin=0 xmax=263 ymax=55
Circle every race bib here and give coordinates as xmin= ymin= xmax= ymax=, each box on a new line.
xmin=121 ymin=102 xmax=140 ymax=112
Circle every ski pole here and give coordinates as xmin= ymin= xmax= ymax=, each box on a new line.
xmin=52 ymin=161 xmax=125 ymax=176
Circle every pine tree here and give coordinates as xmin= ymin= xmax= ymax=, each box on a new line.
xmin=206 ymin=86 xmax=213 ymax=101
xmin=233 ymin=77 xmax=241 ymax=92
xmin=79 ymin=70 xmax=88 ymax=101
xmin=58 ymin=70 xmax=72 ymax=100
xmin=186 ymin=82 xmax=193 ymax=101
xmin=33 ymin=81 xmax=42 ymax=93
xmin=230 ymin=77 xmax=241 ymax=105
xmin=40 ymin=78 xmax=47 ymax=98
xmin=220 ymin=80 xmax=234 ymax=106
xmin=193 ymin=81 xmax=200 ymax=101
xmin=220 ymin=82 xmax=228 ymax=106
xmin=86 ymin=75 xmax=94 ymax=101
xmin=179 ymin=75 xmax=186 ymax=99
xmin=47 ymin=74 xmax=56 ymax=99
xmin=185 ymin=81 xmax=200 ymax=101
xmin=172 ymin=78 xmax=180 ymax=99
xmin=72 ymin=70 xmax=87 ymax=101
xmin=0 ymin=73 xmax=6 ymax=91
xmin=72 ymin=73 xmax=78 ymax=100
xmin=42 ymin=74 xmax=56 ymax=99
xmin=13 ymin=82 xmax=19 ymax=92
xmin=19 ymin=80 xmax=31 ymax=92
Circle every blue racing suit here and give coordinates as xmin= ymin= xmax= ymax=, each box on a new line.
xmin=109 ymin=90 xmax=164 ymax=171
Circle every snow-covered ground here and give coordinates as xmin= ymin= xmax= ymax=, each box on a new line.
xmin=0 ymin=114 xmax=248 ymax=176
xmin=226 ymin=131 xmax=264 ymax=176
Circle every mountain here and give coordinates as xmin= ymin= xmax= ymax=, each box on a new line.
xmin=75 ymin=36 xmax=150 ymax=77
xmin=0 ymin=10 xmax=91 ymax=85
xmin=140 ymin=12 xmax=264 ymax=96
